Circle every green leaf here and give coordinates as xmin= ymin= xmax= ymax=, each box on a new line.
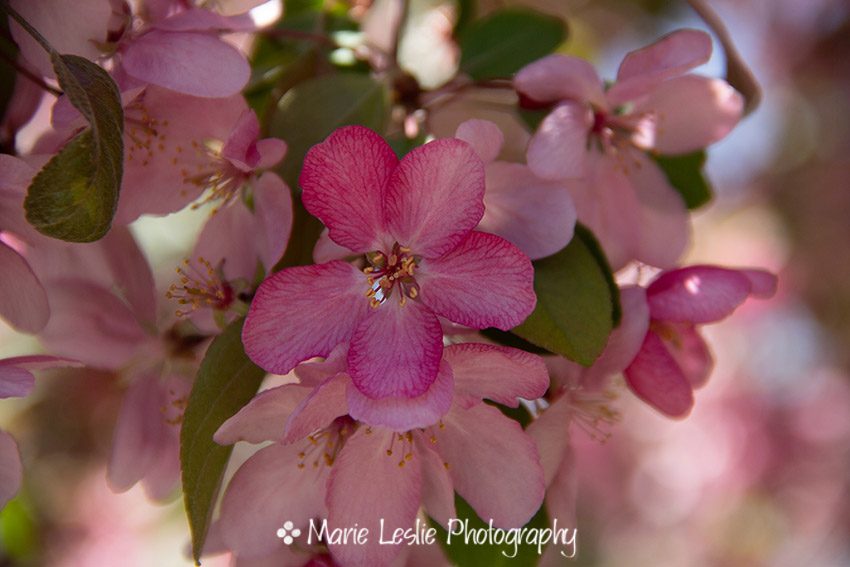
xmin=459 ymin=9 xmax=566 ymax=80
xmin=181 ymin=318 xmax=267 ymax=564
xmin=516 ymin=107 xmax=548 ymax=133
xmin=513 ymin=225 xmax=619 ymax=366
xmin=653 ymin=150 xmax=712 ymax=209
xmin=24 ymin=53 xmax=123 ymax=242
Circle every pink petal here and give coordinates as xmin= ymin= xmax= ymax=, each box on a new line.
xmin=638 ymin=76 xmax=743 ymax=154
xmin=544 ymin=445 xmax=577 ymax=527
xmin=385 ymin=138 xmax=485 ymax=258
xmin=658 ymin=322 xmax=714 ymax=388
xmin=617 ymin=29 xmax=712 ymax=83
xmin=624 ymin=331 xmax=694 ymax=418
xmin=436 ymin=403 xmax=545 ymax=527
xmin=215 ymin=385 xmax=312 ymax=445
xmin=0 ymin=154 xmax=36 ymax=197
xmin=284 ymin=374 xmax=349 ymax=443
xmin=348 ymin=299 xmax=443 ymax=399
xmin=243 ymin=261 xmax=369 ymax=375
xmin=480 ymin=161 xmax=576 ymax=260
xmin=220 ymin=443 xmax=328 ymax=558
xmin=526 ymin=395 xmax=572 ymax=486
xmin=301 ymin=126 xmax=397 ymax=253
xmin=0 ymin=241 xmax=49 ymax=333
xmin=0 ymin=366 xmax=34 ymax=399
xmin=454 ymin=119 xmax=503 ymax=164
xmin=416 ymin=439 xmax=456 ymax=528
xmin=582 ymin=286 xmax=650 ymax=383
xmin=221 ymin=110 xmax=261 ymax=171
xmin=312 ymin=228 xmax=354 ymax=263
xmin=526 ymin=102 xmax=593 ymax=181
xmin=253 ymin=172 xmax=294 ymax=271
xmin=417 ymin=231 xmax=536 ymax=331
xmin=152 ymin=8 xmax=255 ymax=32
xmin=740 ymin=268 xmax=778 ymax=299
xmin=195 ymin=198 xmax=262 ymax=281
xmin=444 ymin=343 xmax=548 ymax=409
xmin=293 ymin=344 xmax=349 ymax=388
xmin=514 ymin=55 xmax=605 ymax=106
xmin=0 ymin=355 xmax=80 ymax=371
xmin=327 ymin=428 xmax=420 ymax=567
xmin=0 ymin=430 xmax=22 ymax=509
xmin=625 ymin=150 xmax=690 ymax=268
xmin=347 ymin=360 xmax=453 ymax=430
xmin=256 ymin=138 xmax=288 ymax=169
xmin=100 ymin=226 xmax=158 ymax=324
xmin=647 ymin=265 xmax=753 ymax=324
xmin=122 ymin=31 xmax=249 ymax=98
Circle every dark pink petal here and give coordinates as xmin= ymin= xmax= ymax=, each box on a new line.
xmin=0 ymin=366 xmax=34 ymax=399
xmin=0 ymin=430 xmax=22 ymax=509
xmin=417 ymin=231 xmax=536 ymax=331
xmin=526 ymin=395 xmax=572 ymax=486
xmin=454 ymin=119 xmax=503 ymax=164
xmin=638 ymin=76 xmax=743 ymax=154
xmin=215 ymin=385 xmax=311 ymax=445
xmin=480 ymin=162 xmax=576 ymax=260
xmin=658 ymin=322 xmax=714 ymax=388
xmin=0 ymin=241 xmax=49 ymax=333
xmin=327 ymin=428 xmax=421 ymax=567
xmin=284 ymin=374 xmax=349 ymax=443
xmin=741 ymin=268 xmax=778 ymax=299
xmin=617 ymin=29 xmax=712 ymax=83
xmin=527 ymin=102 xmax=593 ymax=181
xmin=221 ymin=110 xmax=261 ymax=171
xmin=647 ymin=265 xmax=753 ymax=324
xmin=347 ymin=360 xmax=453 ymax=430
xmin=220 ymin=443 xmax=328 ymax=558
xmin=253 ymin=172 xmax=293 ymax=271
xmin=444 ymin=343 xmax=548 ymax=408
xmin=514 ymin=55 xmax=605 ymax=106
xmin=625 ymin=150 xmax=690 ymax=268
xmin=385 ymin=139 xmax=485 ymax=258
xmin=122 ymin=31 xmax=249 ymax=98
xmin=256 ymin=138 xmax=287 ymax=169
xmin=416 ymin=438 xmax=456 ymax=528
xmin=624 ymin=331 xmax=694 ymax=418
xmin=348 ymin=299 xmax=443 ymax=399
xmin=243 ymin=261 xmax=369 ymax=375
xmin=436 ymin=403 xmax=545 ymax=528
xmin=301 ymin=126 xmax=397 ymax=253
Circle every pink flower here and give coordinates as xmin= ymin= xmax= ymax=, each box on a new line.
xmin=243 ymin=126 xmax=536 ymax=401
xmin=514 ymin=30 xmax=744 ymax=269
xmin=624 ymin=265 xmax=778 ymax=417
xmin=214 ymin=343 xmax=548 ymax=566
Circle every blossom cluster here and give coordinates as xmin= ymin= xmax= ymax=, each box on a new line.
xmin=0 ymin=2 xmax=777 ymax=565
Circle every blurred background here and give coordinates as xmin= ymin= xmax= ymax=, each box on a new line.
xmin=1 ymin=0 xmax=849 ymax=565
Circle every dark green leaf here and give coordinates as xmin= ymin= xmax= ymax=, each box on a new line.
xmin=513 ymin=226 xmax=618 ymax=366
xmin=653 ymin=150 xmax=712 ymax=209
xmin=24 ymin=53 xmax=123 ymax=242
xmin=516 ymin=107 xmax=549 ymax=133
xmin=459 ymin=9 xmax=566 ymax=80
xmin=181 ymin=318 xmax=267 ymax=564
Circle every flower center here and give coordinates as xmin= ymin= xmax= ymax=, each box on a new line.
xmin=166 ymin=257 xmax=235 ymax=317
xmin=362 ymin=242 xmax=421 ymax=308
xmin=296 ymin=417 xmax=358 ymax=470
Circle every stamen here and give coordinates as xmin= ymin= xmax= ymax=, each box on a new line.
xmin=166 ymin=257 xmax=234 ymax=317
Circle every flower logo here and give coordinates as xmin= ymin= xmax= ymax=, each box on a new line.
xmin=276 ymin=521 xmax=302 ymax=545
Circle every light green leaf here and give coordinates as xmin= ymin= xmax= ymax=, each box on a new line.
xmin=513 ymin=226 xmax=619 ymax=366
xmin=181 ymin=318 xmax=267 ymax=564
xmin=459 ymin=9 xmax=566 ymax=80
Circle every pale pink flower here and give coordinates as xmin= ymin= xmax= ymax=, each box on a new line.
xmin=243 ymin=126 xmax=536 ymax=401
xmin=514 ymin=30 xmax=744 ymax=269
xmin=624 ymin=265 xmax=777 ymax=417
xmin=214 ymin=343 xmax=548 ymax=566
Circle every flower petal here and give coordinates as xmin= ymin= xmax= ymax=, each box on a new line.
xmin=624 ymin=331 xmax=694 ymax=418
xmin=243 ymin=261 xmax=369 ymax=375
xmin=444 ymin=343 xmax=548 ymax=409
xmin=526 ymin=102 xmax=592 ymax=181
xmin=293 ymin=343 xmax=349 ymax=388
xmin=0 ymin=430 xmax=22 ymax=509
xmin=327 ymin=428 xmax=421 ymax=567
xmin=122 ymin=31 xmax=250 ymax=98
xmin=480 ymin=162 xmax=576 ymax=259
xmin=617 ymin=29 xmax=712 ymax=83
xmin=385 ymin=138 xmax=485 ymax=258
xmin=638 ymin=75 xmax=743 ymax=154
xmin=253 ymin=172 xmax=294 ymax=271
xmin=347 ymin=359 xmax=453 ymax=430
xmin=0 ymin=365 xmax=34 ymax=399
xmin=417 ymin=231 xmax=536 ymax=331
xmin=582 ymin=286 xmax=650 ymax=383
xmin=300 ymin=126 xmax=397 ymax=253
xmin=195 ymin=198 xmax=263 ymax=281
xmin=437 ymin=403 xmax=545 ymax=528
xmin=416 ymin=438 xmax=456 ymax=529
xmin=741 ymin=268 xmax=778 ymax=299
xmin=284 ymin=374 xmax=349 ymax=443
xmin=256 ymin=138 xmax=287 ymax=169
xmin=0 ymin=241 xmax=49 ymax=334
xmin=514 ymin=55 xmax=604 ymax=106
xmin=99 ymin=226 xmax=158 ymax=324
xmin=215 ymin=385 xmax=312 ymax=445
xmin=220 ymin=443 xmax=328 ymax=558
xmin=658 ymin=322 xmax=714 ymax=388
xmin=647 ymin=265 xmax=753 ymax=323
xmin=454 ymin=119 xmax=503 ymax=164
xmin=348 ymin=299 xmax=443 ymax=399
xmin=526 ymin=395 xmax=572 ymax=486
xmin=312 ymin=228 xmax=354 ymax=264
